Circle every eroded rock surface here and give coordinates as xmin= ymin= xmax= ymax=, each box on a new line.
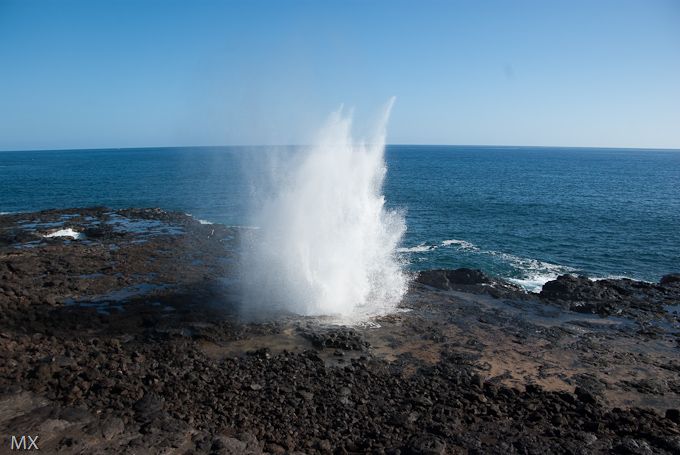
xmin=540 ymin=273 xmax=680 ymax=320
xmin=1 ymin=208 xmax=679 ymax=454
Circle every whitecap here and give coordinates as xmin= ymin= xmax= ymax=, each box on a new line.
xmin=495 ymin=252 xmax=575 ymax=292
xmin=507 ymin=274 xmax=560 ymax=293
xmin=396 ymin=244 xmax=434 ymax=253
xmin=441 ymin=239 xmax=479 ymax=250
xmin=591 ymin=275 xmax=635 ymax=281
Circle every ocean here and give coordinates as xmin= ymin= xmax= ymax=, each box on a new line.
xmin=1 ymin=145 xmax=679 ymax=291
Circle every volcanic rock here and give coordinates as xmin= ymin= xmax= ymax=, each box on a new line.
xmin=2 ymin=208 xmax=680 ymax=454
xmin=415 ymin=268 xmax=525 ymax=298
xmin=661 ymin=273 xmax=680 ymax=286
xmin=539 ymin=274 xmax=679 ymax=318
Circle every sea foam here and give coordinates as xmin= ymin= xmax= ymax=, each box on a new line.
xmin=398 ymin=237 xmax=574 ymax=292
xmin=43 ymin=228 xmax=85 ymax=240
xmin=396 ymin=244 xmax=434 ymax=253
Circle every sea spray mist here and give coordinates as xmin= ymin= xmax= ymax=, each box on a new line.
xmin=240 ymin=98 xmax=408 ymax=319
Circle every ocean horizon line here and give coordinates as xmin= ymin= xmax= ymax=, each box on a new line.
xmin=2 ymin=143 xmax=680 ymax=153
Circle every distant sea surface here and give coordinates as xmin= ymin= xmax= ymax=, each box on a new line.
xmin=2 ymin=146 xmax=679 ymax=290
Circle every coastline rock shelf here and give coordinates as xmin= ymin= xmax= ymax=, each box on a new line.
xmin=1 ymin=208 xmax=679 ymax=454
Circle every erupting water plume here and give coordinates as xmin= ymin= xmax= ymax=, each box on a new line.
xmin=241 ymin=98 xmax=408 ymax=318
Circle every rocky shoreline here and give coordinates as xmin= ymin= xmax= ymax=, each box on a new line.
xmin=1 ymin=208 xmax=679 ymax=454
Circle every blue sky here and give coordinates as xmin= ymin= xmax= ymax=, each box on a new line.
xmin=1 ymin=0 xmax=679 ymax=150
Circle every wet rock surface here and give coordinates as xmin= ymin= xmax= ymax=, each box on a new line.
xmin=416 ymin=268 xmax=527 ymax=299
xmin=1 ymin=208 xmax=679 ymax=454
xmin=540 ymin=274 xmax=680 ymax=320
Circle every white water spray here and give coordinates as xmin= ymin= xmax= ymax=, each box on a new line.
xmin=241 ymin=98 xmax=408 ymax=318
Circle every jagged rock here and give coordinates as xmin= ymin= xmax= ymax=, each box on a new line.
xmin=665 ymin=408 xmax=680 ymax=424
xmin=301 ymin=328 xmax=370 ymax=351
xmin=101 ymin=417 xmax=125 ymax=440
xmin=407 ymin=434 xmax=446 ymax=455
xmin=417 ymin=268 xmax=491 ymax=287
xmin=575 ymin=386 xmax=598 ymax=405
xmin=660 ymin=273 xmax=680 ymax=286
xmin=541 ymin=275 xmax=623 ymax=303
xmin=540 ymin=274 xmax=677 ymax=318
xmin=133 ymin=393 xmax=164 ymax=422
xmin=211 ymin=436 xmax=247 ymax=454
xmin=416 ymin=268 xmax=525 ymax=298
xmin=2 ymin=208 xmax=680 ymax=454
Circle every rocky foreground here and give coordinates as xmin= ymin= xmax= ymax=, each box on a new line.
xmin=1 ymin=208 xmax=679 ymax=454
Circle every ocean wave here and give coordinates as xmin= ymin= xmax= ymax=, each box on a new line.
xmin=494 ymin=252 xmax=573 ymax=275
xmin=396 ymin=244 xmax=435 ymax=253
xmin=495 ymin=252 xmax=574 ymax=293
xmin=441 ymin=239 xmax=479 ymax=250
xmin=398 ymin=236 xmax=576 ymax=292
xmin=507 ymin=275 xmax=559 ymax=293
xmin=511 ymin=273 xmax=653 ymax=292
xmin=185 ymin=213 xmax=215 ymax=225
xmin=397 ymin=238 xmax=480 ymax=254
xmin=591 ymin=274 xmax=653 ymax=283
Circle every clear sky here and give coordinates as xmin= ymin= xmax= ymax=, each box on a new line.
xmin=1 ymin=0 xmax=679 ymax=150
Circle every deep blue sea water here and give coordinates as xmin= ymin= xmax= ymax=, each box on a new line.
xmin=2 ymin=146 xmax=679 ymax=290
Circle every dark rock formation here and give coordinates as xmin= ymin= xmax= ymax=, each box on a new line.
xmin=661 ymin=273 xmax=680 ymax=286
xmin=539 ymin=274 xmax=680 ymax=318
xmin=417 ymin=268 xmax=491 ymax=287
xmin=2 ymin=209 xmax=679 ymax=453
xmin=300 ymin=328 xmax=370 ymax=351
xmin=415 ymin=268 xmax=526 ymax=299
